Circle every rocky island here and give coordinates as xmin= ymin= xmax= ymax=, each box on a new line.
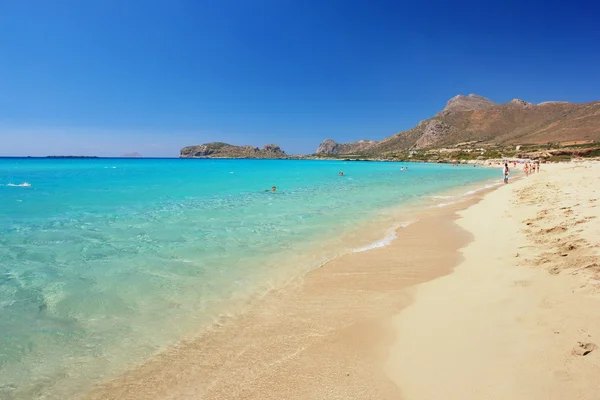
xmin=180 ymin=142 xmax=287 ymax=159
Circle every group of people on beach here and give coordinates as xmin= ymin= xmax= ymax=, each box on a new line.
xmin=503 ymin=160 xmax=541 ymax=184
xmin=524 ymin=161 xmax=540 ymax=177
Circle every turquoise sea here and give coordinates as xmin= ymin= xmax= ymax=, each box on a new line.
xmin=0 ymin=158 xmax=499 ymax=399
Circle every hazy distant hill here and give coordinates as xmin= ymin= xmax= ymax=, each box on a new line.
xmin=315 ymin=94 xmax=600 ymax=156
xmin=180 ymin=142 xmax=287 ymax=158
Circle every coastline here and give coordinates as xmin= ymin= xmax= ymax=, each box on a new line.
xmin=82 ymin=188 xmax=496 ymax=399
xmin=387 ymin=162 xmax=600 ymax=399
xmin=81 ymin=163 xmax=600 ymax=399
xmin=1 ymin=159 xmax=502 ymax=400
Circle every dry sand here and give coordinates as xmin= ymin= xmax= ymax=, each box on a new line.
xmin=388 ymin=162 xmax=600 ymax=399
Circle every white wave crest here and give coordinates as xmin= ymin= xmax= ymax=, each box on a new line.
xmin=352 ymin=222 xmax=413 ymax=253
xmin=6 ymin=182 xmax=31 ymax=187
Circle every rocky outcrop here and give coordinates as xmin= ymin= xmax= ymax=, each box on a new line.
xmin=261 ymin=144 xmax=283 ymax=153
xmin=441 ymin=94 xmax=497 ymax=113
xmin=316 ymin=139 xmax=341 ymax=154
xmin=315 ymin=138 xmax=376 ymax=155
xmin=180 ymin=142 xmax=287 ymax=158
xmin=413 ymin=120 xmax=456 ymax=149
xmin=509 ymin=99 xmax=534 ymax=108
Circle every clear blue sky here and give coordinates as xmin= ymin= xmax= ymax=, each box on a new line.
xmin=0 ymin=0 xmax=598 ymax=157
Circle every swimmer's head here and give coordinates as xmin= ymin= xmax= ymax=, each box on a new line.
xmin=271 ymin=186 xmax=276 ymax=192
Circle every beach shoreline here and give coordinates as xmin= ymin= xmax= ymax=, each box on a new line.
xmin=1 ymin=159 xmax=503 ymax=400
xmin=81 ymin=162 xmax=600 ymax=399
xmin=81 ymin=185 xmax=500 ymax=399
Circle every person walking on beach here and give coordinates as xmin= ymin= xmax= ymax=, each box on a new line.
xmin=503 ymin=162 xmax=510 ymax=184
xmin=524 ymin=163 xmax=529 ymax=177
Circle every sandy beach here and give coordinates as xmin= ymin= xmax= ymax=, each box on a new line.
xmin=388 ymin=162 xmax=600 ymax=399
xmin=81 ymin=162 xmax=600 ymax=400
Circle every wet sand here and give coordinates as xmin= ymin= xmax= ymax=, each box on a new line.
xmin=83 ymin=195 xmax=483 ymax=399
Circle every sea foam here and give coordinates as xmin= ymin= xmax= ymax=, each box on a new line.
xmin=353 ymin=222 xmax=413 ymax=253
xmin=6 ymin=182 xmax=31 ymax=187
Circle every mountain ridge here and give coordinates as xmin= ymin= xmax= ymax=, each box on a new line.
xmin=315 ymin=94 xmax=600 ymax=156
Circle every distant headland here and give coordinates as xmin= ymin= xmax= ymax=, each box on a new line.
xmin=46 ymin=156 xmax=100 ymax=159
xmin=180 ymin=142 xmax=287 ymax=159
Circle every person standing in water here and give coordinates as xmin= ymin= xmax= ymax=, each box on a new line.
xmin=503 ymin=162 xmax=510 ymax=184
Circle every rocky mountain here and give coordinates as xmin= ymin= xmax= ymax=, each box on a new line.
xmin=180 ymin=142 xmax=287 ymax=158
xmin=315 ymin=139 xmax=376 ymax=155
xmin=316 ymin=94 xmax=600 ymax=156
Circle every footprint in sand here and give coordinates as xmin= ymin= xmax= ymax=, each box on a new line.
xmin=558 ymin=242 xmax=580 ymax=254
xmin=542 ymin=225 xmax=568 ymax=234
xmin=572 ymin=342 xmax=597 ymax=356
xmin=549 ymin=266 xmax=561 ymax=275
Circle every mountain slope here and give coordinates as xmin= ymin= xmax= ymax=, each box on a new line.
xmin=317 ymin=94 xmax=600 ymax=156
xmin=315 ymin=139 xmax=376 ymax=155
